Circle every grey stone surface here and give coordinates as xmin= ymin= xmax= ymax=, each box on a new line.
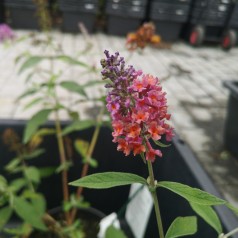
xmin=0 ymin=30 xmax=238 ymax=208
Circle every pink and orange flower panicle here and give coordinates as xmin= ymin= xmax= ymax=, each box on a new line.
xmin=101 ymin=50 xmax=174 ymax=162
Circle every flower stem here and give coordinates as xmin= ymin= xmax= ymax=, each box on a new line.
xmin=147 ymin=161 xmax=164 ymax=238
xmin=21 ymin=155 xmax=35 ymax=192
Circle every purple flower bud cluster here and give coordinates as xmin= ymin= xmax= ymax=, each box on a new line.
xmin=101 ymin=50 xmax=141 ymax=88
xmin=0 ymin=24 xmax=14 ymax=42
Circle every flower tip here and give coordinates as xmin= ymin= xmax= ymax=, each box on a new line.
xmin=104 ymin=50 xmax=110 ymax=57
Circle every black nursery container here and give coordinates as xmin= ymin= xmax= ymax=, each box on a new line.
xmin=106 ymin=0 xmax=148 ymax=36
xmin=1 ymin=119 xmax=238 ymax=237
xmin=59 ymin=0 xmax=99 ymax=33
xmin=229 ymin=3 xmax=238 ymax=30
xmin=223 ymin=81 xmax=238 ymax=158
xmin=185 ymin=0 xmax=237 ymax=48
xmin=149 ymin=0 xmax=192 ymax=42
xmin=5 ymin=0 xmax=40 ymax=30
xmin=0 ymin=0 xmax=5 ymax=23
xmin=144 ymin=135 xmax=238 ymax=238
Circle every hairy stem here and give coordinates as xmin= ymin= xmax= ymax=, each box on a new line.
xmin=147 ymin=161 xmax=164 ymax=238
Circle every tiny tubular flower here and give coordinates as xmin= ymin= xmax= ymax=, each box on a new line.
xmin=146 ymin=148 xmax=162 ymax=162
xmin=131 ymin=78 xmax=146 ymax=92
xmin=142 ymin=74 xmax=158 ymax=86
xmin=148 ymin=121 xmax=165 ymax=141
xmin=112 ymin=121 xmax=124 ymax=137
xmin=146 ymin=141 xmax=162 ymax=162
xmin=127 ymin=124 xmax=141 ymax=138
xmin=117 ymin=138 xmax=130 ymax=156
xmin=132 ymin=110 xmax=149 ymax=124
xmin=132 ymin=143 xmax=146 ymax=156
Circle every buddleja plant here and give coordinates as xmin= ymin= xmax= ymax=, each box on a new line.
xmin=70 ymin=51 xmax=238 ymax=238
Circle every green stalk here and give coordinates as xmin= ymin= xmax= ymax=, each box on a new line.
xmin=68 ymin=107 xmax=104 ymax=224
xmin=147 ymin=161 xmax=165 ymax=238
xmin=220 ymin=227 xmax=238 ymax=238
xmin=54 ymin=110 xmax=70 ymax=224
xmin=20 ymin=155 xmax=35 ymax=192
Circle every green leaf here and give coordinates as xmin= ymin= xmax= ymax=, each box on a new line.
xmin=165 ymin=216 xmax=197 ymax=238
xmin=24 ymin=166 xmax=40 ymax=184
xmin=10 ymin=178 xmax=26 ymax=192
xmin=56 ymin=55 xmax=89 ymax=68
xmin=16 ymin=88 xmax=38 ymax=101
xmin=0 ymin=207 xmax=13 ymax=230
xmin=68 ymin=111 xmax=79 ymax=120
xmin=0 ymin=176 xmax=8 ymax=192
xmin=190 ymin=203 xmax=222 ymax=234
xmin=140 ymin=153 xmax=146 ymax=163
xmin=15 ymin=54 xmax=25 ymax=64
xmin=31 ymin=194 xmax=46 ymax=216
xmin=23 ymin=98 xmax=42 ymax=111
xmin=88 ymin=158 xmax=98 ymax=168
xmin=226 ymin=203 xmax=238 ymax=216
xmin=56 ymin=161 xmax=72 ymax=173
xmin=62 ymin=120 xmax=95 ymax=135
xmin=82 ymin=80 xmax=106 ymax=88
xmin=5 ymin=158 xmax=21 ymax=172
xmin=61 ymin=220 xmax=82 ymax=235
xmin=105 ymin=225 xmax=127 ymax=238
xmin=153 ymin=140 xmax=171 ymax=148
xmin=23 ymin=109 xmax=52 ymax=144
xmin=25 ymin=72 xmax=35 ymax=83
xmin=24 ymin=149 xmax=45 ymax=160
xmin=63 ymin=194 xmax=89 ymax=212
xmin=13 ymin=197 xmax=47 ymax=231
xmin=22 ymin=190 xmax=40 ymax=199
xmin=158 ymin=181 xmax=226 ymax=206
xmin=18 ymin=56 xmax=43 ymax=74
xmin=82 ymin=157 xmax=98 ymax=168
xmin=3 ymin=223 xmax=32 ymax=236
xmin=60 ymin=81 xmax=87 ymax=97
xmin=34 ymin=128 xmax=56 ymax=137
xmin=69 ymin=172 xmax=147 ymax=189
xmin=74 ymin=139 xmax=89 ymax=158
xmin=38 ymin=166 xmax=56 ymax=178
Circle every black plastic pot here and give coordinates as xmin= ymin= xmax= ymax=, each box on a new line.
xmin=59 ymin=0 xmax=98 ymax=33
xmin=0 ymin=119 xmax=238 ymax=237
xmin=4 ymin=0 xmax=40 ymax=29
xmin=0 ymin=0 xmax=5 ymax=23
xmin=145 ymin=135 xmax=238 ymax=238
xmin=149 ymin=1 xmax=191 ymax=41
xmin=106 ymin=0 xmax=148 ymax=36
xmin=29 ymin=207 xmax=105 ymax=238
xmin=0 ymin=120 xmax=146 ymax=213
xmin=183 ymin=0 xmax=236 ymax=46
xmin=230 ymin=3 xmax=238 ymax=29
xmin=223 ymin=81 xmax=238 ymax=158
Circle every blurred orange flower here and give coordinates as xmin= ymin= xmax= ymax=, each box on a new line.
xmin=126 ymin=22 xmax=161 ymax=51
